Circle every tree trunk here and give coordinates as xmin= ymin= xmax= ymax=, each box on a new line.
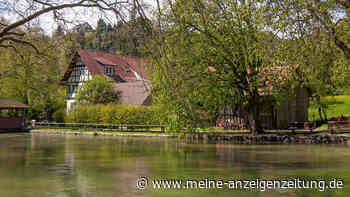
xmin=248 ymin=103 xmax=264 ymax=135
xmin=318 ymin=107 xmax=324 ymax=122
xmin=316 ymin=95 xmax=324 ymax=121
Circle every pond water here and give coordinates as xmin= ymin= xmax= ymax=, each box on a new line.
xmin=0 ymin=133 xmax=349 ymax=197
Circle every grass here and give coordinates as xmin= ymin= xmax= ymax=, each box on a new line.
xmin=205 ymin=127 xmax=249 ymax=133
xmin=314 ymin=124 xmax=328 ymax=131
xmin=309 ymin=95 xmax=350 ymax=121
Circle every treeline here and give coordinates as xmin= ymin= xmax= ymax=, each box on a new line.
xmin=59 ymin=18 xmax=149 ymax=57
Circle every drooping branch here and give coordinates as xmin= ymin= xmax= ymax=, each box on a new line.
xmin=307 ymin=3 xmax=350 ymax=60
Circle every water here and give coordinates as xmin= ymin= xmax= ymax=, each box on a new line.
xmin=0 ymin=133 xmax=349 ymax=197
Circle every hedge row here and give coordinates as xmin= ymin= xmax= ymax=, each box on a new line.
xmin=65 ymin=104 xmax=162 ymax=125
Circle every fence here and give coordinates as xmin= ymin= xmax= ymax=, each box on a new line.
xmin=328 ymin=121 xmax=350 ymax=132
xmin=34 ymin=122 xmax=165 ymax=133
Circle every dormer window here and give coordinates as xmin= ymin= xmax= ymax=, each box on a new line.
xmin=104 ymin=66 xmax=114 ymax=76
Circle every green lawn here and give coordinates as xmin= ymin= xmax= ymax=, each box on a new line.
xmin=309 ymin=95 xmax=350 ymax=121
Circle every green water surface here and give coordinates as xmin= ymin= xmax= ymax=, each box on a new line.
xmin=0 ymin=133 xmax=349 ymax=197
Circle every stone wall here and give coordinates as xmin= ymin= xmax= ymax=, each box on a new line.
xmin=182 ymin=133 xmax=349 ymax=144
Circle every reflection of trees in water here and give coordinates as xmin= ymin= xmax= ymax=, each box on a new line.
xmin=0 ymin=134 xmax=30 ymax=169
xmin=1 ymin=134 xmax=350 ymax=197
xmin=61 ymin=135 xmax=154 ymax=197
xmin=214 ymin=144 xmax=345 ymax=170
xmin=214 ymin=144 xmax=350 ymax=196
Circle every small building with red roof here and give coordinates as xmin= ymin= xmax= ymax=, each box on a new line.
xmin=210 ymin=65 xmax=310 ymax=129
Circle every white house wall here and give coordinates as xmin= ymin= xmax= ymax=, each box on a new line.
xmin=66 ymin=62 xmax=92 ymax=113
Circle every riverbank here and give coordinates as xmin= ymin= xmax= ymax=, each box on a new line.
xmin=30 ymin=129 xmax=350 ymax=144
xmin=30 ymin=129 xmax=178 ymax=138
xmin=182 ymin=132 xmax=350 ymax=144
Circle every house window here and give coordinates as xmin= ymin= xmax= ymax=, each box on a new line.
xmin=104 ymin=66 xmax=114 ymax=76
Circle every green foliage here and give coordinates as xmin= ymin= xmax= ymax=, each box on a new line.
xmin=76 ymin=75 xmax=119 ymax=105
xmin=309 ymin=96 xmax=350 ymax=121
xmin=269 ymin=0 xmax=350 ymax=96
xmin=64 ymin=18 xmax=149 ymax=56
xmin=0 ymin=33 xmax=66 ymax=121
xmin=65 ymin=104 xmax=161 ymax=125
xmin=52 ymin=108 xmax=66 ymax=123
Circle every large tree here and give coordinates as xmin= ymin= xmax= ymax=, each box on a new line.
xmin=148 ymin=0 xmax=288 ymax=134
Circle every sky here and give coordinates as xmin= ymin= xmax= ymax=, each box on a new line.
xmin=0 ymin=0 xmax=157 ymax=35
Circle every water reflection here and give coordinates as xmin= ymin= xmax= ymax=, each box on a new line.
xmin=0 ymin=134 xmax=348 ymax=197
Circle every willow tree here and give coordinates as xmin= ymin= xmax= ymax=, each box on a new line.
xmin=270 ymin=0 xmax=350 ymax=61
xmin=149 ymin=0 xmax=284 ymax=134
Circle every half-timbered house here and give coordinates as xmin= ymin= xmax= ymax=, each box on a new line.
xmin=61 ymin=50 xmax=150 ymax=112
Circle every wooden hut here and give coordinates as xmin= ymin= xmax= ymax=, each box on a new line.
xmin=0 ymin=99 xmax=28 ymax=130
xmin=217 ymin=86 xmax=309 ymax=130
xmin=214 ymin=66 xmax=310 ymax=130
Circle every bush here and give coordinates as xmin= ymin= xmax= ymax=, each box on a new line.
xmin=52 ymin=108 xmax=65 ymax=123
xmin=65 ymin=104 xmax=161 ymax=125
xmin=76 ymin=75 xmax=119 ymax=105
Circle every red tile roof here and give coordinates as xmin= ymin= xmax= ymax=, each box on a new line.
xmin=61 ymin=50 xmax=148 ymax=82
xmin=208 ymin=65 xmax=300 ymax=95
xmin=95 ymin=57 xmax=117 ymax=66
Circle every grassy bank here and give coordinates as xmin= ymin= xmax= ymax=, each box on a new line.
xmin=309 ymin=95 xmax=350 ymax=121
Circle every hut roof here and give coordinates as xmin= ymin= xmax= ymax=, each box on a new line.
xmin=0 ymin=99 xmax=28 ymax=109
xmin=208 ymin=65 xmax=300 ymax=95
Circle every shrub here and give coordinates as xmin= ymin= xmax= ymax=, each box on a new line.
xmin=52 ymin=108 xmax=65 ymax=123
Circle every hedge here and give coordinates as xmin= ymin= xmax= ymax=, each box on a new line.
xmin=65 ymin=104 xmax=161 ymax=125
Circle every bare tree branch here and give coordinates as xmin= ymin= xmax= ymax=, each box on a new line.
xmin=0 ymin=0 xmax=130 ymax=53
